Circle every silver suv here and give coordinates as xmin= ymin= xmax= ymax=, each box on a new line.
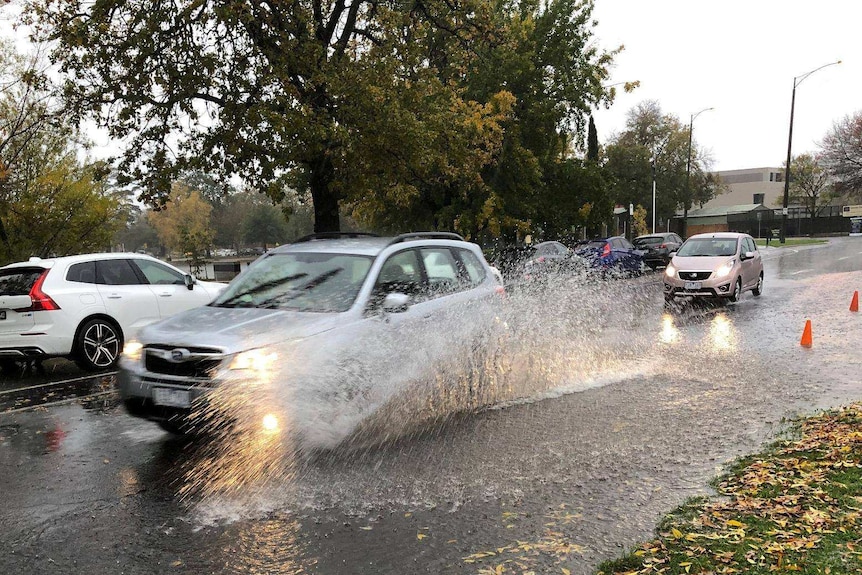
xmin=118 ymin=232 xmax=505 ymax=440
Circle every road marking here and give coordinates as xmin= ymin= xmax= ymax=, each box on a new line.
xmin=838 ymin=256 xmax=850 ymax=261
xmin=0 ymin=390 xmax=115 ymax=415
xmin=791 ymin=269 xmax=813 ymax=275
xmin=0 ymin=371 xmax=117 ymax=396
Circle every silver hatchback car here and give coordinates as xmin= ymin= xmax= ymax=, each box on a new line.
xmin=663 ymin=232 xmax=763 ymax=305
xmin=117 ymin=232 xmax=505 ymax=443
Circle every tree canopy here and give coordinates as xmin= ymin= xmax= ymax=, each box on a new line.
xmin=603 ymin=100 xmax=720 ymax=234
xmin=26 ymin=0 xmax=619 ymax=238
xmin=787 ymin=153 xmax=836 ymax=219
xmin=820 ymin=111 xmax=862 ymax=200
xmin=0 ymin=41 xmax=126 ymax=264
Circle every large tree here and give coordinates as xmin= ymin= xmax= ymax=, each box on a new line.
xmin=26 ymin=0 xmax=518 ymax=233
xmin=603 ymin=101 xmax=717 ymax=235
xmin=786 ymin=153 xmax=837 ymax=222
xmin=148 ymin=185 xmax=215 ymax=274
xmin=820 ymin=111 xmax=862 ymax=200
xmin=0 ymin=42 xmax=127 ymax=264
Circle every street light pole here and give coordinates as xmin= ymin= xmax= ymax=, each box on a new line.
xmin=779 ymin=60 xmax=841 ymax=244
xmin=683 ymin=107 xmax=714 ymax=239
xmin=651 ymin=159 xmax=657 ymax=233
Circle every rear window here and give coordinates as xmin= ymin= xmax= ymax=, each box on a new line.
xmin=0 ymin=268 xmax=44 ymax=295
xmin=635 ymin=237 xmax=665 ymax=246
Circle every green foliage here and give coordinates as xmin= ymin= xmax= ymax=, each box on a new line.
xmin=242 ymin=203 xmax=289 ymax=248
xmin=0 ymin=41 xmax=126 ymax=264
xmin=26 ymin=0 xmax=618 ymax=238
xmin=787 ymin=153 xmax=837 ymax=219
xmin=148 ymin=185 xmax=214 ymax=273
xmin=603 ymin=101 xmax=717 ymax=228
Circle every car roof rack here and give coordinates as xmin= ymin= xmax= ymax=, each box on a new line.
xmin=293 ymin=232 xmax=380 ymax=243
xmin=386 ymin=232 xmax=465 ymax=246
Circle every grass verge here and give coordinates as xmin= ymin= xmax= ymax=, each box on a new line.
xmin=597 ymin=403 xmax=862 ymax=574
xmin=754 ymin=238 xmax=828 ymax=248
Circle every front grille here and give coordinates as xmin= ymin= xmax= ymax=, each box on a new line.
xmin=678 ymin=271 xmax=712 ymax=281
xmin=143 ymin=345 xmax=225 ymax=379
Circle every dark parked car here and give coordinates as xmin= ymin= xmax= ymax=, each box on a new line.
xmin=633 ymin=232 xmax=684 ymax=269
xmin=574 ymin=236 xmax=645 ymax=275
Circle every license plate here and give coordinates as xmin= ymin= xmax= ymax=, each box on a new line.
xmin=0 ymin=311 xmax=5 ymax=320
xmin=684 ymin=281 xmax=702 ymax=290
xmin=153 ymin=387 xmax=191 ymax=408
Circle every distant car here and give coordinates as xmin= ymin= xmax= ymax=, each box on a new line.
xmin=0 ymin=253 xmax=226 ymax=371
xmin=663 ymin=232 xmax=763 ymax=305
xmin=633 ymin=232 xmax=683 ymax=269
xmin=574 ymin=236 xmax=645 ymax=275
xmin=118 ymin=232 xmax=507 ymax=440
xmin=517 ymin=241 xmax=578 ymax=283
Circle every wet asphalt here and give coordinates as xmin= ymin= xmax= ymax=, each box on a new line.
xmin=1 ymin=237 xmax=861 ymax=575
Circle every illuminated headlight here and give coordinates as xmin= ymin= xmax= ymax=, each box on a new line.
xmin=715 ymin=259 xmax=736 ymax=278
xmin=665 ymin=264 xmax=676 ymax=278
xmin=229 ymin=348 xmax=278 ymax=371
xmin=122 ymin=341 xmax=143 ymax=362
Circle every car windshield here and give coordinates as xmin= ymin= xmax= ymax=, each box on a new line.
xmin=211 ymin=252 xmax=373 ymax=312
xmin=635 ymin=237 xmax=665 ymax=246
xmin=676 ymin=238 xmax=738 ymax=257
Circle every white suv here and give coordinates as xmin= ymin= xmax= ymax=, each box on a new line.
xmin=118 ymin=232 xmax=506 ymax=439
xmin=0 ymin=253 xmax=226 ymax=371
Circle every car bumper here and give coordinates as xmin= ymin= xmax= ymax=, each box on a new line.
xmin=117 ymin=365 xmax=216 ymax=422
xmin=664 ymin=275 xmax=735 ymax=298
xmin=0 ymin=332 xmax=73 ymax=359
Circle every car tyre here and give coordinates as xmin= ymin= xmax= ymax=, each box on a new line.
xmin=74 ymin=318 xmax=123 ymax=371
xmin=728 ymin=278 xmax=743 ymax=303
xmin=0 ymin=359 xmax=20 ymax=373
xmin=752 ymin=273 xmax=764 ymax=297
xmin=158 ymin=417 xmax=187 ymax=435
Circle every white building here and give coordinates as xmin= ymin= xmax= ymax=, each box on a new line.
xmin=698 ymin=167 xmax=786 ymax=209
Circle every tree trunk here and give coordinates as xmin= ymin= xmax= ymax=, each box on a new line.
xmin=309 ymin=152 xmax=340 ymax=233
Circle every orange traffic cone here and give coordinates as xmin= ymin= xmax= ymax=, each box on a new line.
xmin=800 ymin=320 xmax=813 ymax=347
xmin=851 ymin=291 xmax=859 ymax=312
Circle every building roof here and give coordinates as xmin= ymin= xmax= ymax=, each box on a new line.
xmin=685 ymin=204 xmax=772 ymax=218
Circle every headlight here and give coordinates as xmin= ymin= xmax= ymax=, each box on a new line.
xmin=665 ymin=264 xmax=676 ymax=278
xmin=122 ymin=341 xmax=143 ymax=362
xmin=229 ymin=348 xmax=278 ymax=372
xmin=715 ymin=259 xmax=736 ymax=278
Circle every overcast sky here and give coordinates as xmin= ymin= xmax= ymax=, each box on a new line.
xmin=3 ymin=1 xmax=859 ymax=173
xmin=591 ymin=0 xmax=860 ymax=171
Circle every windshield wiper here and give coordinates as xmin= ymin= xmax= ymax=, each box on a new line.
xmin=213 ymin=273 xmax=308 ymax=308
xmin=257 ymin=268 xmax=344 ymax=309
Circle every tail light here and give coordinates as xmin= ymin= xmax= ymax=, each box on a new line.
xmin=26 ymin=270 xmax=61 ymax=311
xmin=537 ymin=256 xmax=546 ymax=263
xmin=495 ymin=285 xmax=507 ymax=299
xmin=659 ymin=243 xmax=667 ymax=249
xmin=601 ymin=243 xmax=611 ymax=257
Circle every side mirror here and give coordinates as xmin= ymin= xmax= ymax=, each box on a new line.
xmin=184 ymin=274 xmax=196 ymax=290
xmin=669 ymin=251 xmax=677 ymax=258
xmin=382 ymin=292 xmax=410 ymax=313
xmin=742 ymin=251 xmax=755 ymax=260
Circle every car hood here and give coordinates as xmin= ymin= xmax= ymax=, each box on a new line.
xmin=136 ymin=305 xmax=345 ymax=352
xmin=671 ymin=255 xmax=735 ymax=270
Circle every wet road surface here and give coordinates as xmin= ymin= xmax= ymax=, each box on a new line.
xmin=1 ymin=238 xmax=861 ymax=574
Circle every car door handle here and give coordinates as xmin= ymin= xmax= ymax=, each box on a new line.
xmin=158 ymin=293 xmax=172 ymax=297
xmin=106 ymin=294 xmax=122 ymax=299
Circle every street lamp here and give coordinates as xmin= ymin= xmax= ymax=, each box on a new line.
xmin=779 ymin=60 xmax=841 ymax=244
xmin=683 ymin=107 xmax=714 ymax=239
